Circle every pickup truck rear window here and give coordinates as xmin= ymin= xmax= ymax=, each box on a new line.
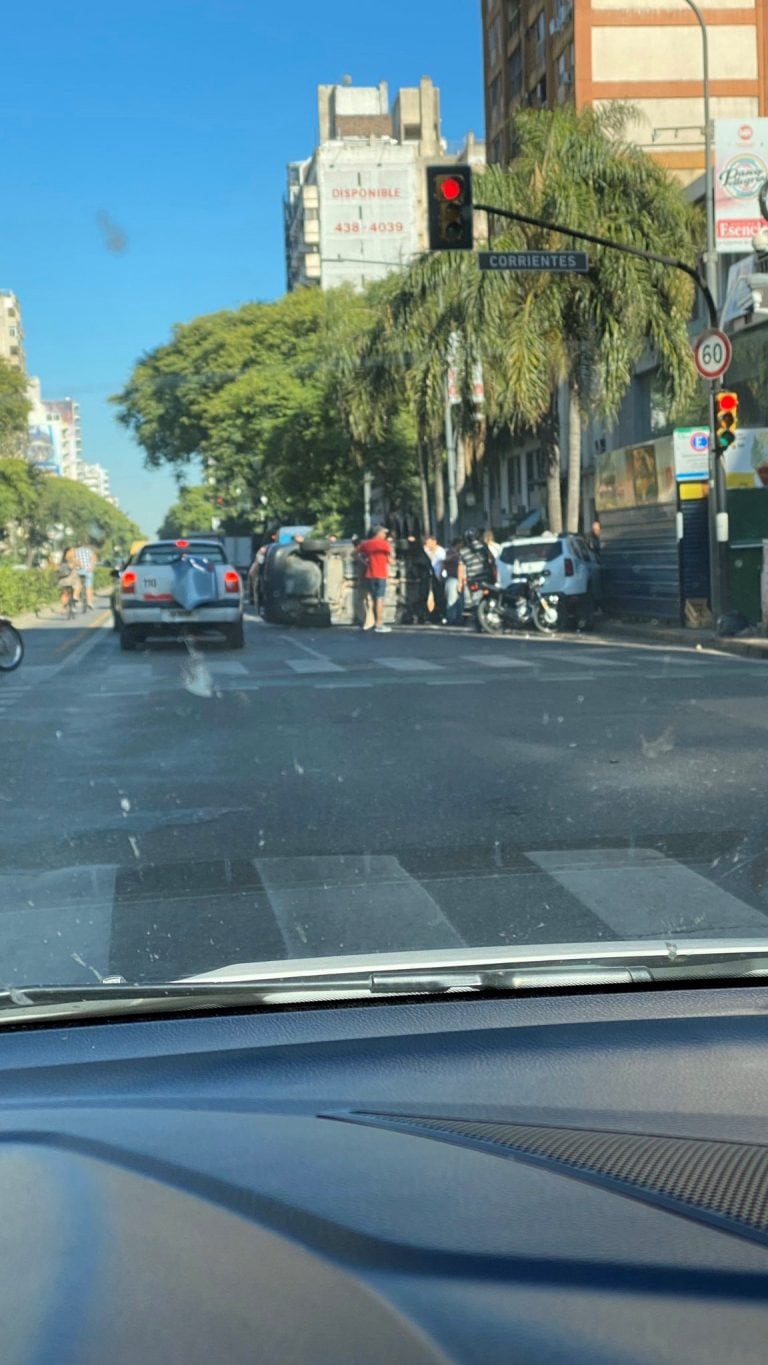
xmin=137 ymin=544 xmax=227 ymax=565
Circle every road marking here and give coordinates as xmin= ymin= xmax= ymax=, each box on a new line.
xmin=208 ymin=661 xmax=250 ymax=676
xmin=0 ymin=864 xmax=117 ymax=985
xmin=286 ymin=658 xmax=345 ymax=674
xmin=461 ymin=654 xmax=537 ymax=669
xmin=280 ymin=635 xmax=329 ymax=661
xmin=376 ymin=657 xmax=444 ymax=672
xmin=254 ymin=854 xmax=463 ymax=956
xmin=526 ymin=847 xmax=768 ymax=938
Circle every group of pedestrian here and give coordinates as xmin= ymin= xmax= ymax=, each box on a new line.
xmin=57 ymin=542 xmax=97 ymax=615
xmin=355 ymin=525 xmax=500 ymax=631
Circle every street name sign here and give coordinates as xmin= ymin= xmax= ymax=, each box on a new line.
xmin=478 ymin=250 xmax=590 ymax=273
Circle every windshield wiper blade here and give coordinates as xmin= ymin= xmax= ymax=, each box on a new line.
xmin=4 ymin=938 xmax=768 ymax=1024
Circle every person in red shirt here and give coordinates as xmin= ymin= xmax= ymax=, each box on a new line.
xmin=356 ymin=526 xmax=393 ymax=633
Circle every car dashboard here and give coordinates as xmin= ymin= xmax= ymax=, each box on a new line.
xmin=2 ymin=983 xmax=768 ymax=1363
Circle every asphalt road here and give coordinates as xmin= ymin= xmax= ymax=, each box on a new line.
xmin=2 ymin=598 xmax=768 ymax=985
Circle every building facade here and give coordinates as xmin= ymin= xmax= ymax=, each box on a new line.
xmin=285 ymin=77 xmax=484 ymax=291
xmin=0 ymin=291 xmax=25 ymax=371
xmin=482 ymin=0 xmax=767 ymax=184
xmin=76 ymin=460 xmax=110 ymax=499
xmin=44 ymin=399 xmax=82 ymax=481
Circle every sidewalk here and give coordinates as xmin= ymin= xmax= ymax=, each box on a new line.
xmin=595 ymin=614 xmax=768 ymax=660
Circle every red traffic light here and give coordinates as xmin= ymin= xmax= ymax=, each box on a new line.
xmin=717 ymin=392 xmax=738 ymax=412
xmin=439 ymin=176 xmax=463 ymax=202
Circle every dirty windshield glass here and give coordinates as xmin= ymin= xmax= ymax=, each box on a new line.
xmin=2 ymin=0 xmax=768 ymax=995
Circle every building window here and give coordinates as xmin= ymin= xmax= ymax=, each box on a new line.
xmin=488 ymin=14 xmax=502 ymax=66
xmin=304 ymin=208 xmax=319 ymax=221
xmin=526 ymin=10 xmax=546 ymax=68
xmin=557 ymin=45 xmax=574 ymax=100
xmin=8 ymin=327 xmax=16 ymax=338
xmin=489 ymin=73 xmax=502 ymax=124
xmin=507 ymin=0 xmax=521 ymax=31
xmin=507 ymin=46 xmax=523 ymax=97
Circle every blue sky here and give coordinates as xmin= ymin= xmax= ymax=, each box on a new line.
xmin=5 ymin=1 xmax=484 ymax=533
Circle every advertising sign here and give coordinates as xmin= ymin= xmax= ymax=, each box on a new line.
xmin=724 ymin=428 xmax=768 ymax=488
xmin=595 ymin=437 xmax=676 ymax=511
xmin=715 ymin=119 xmax=768 ymax=254
xmin=319 ymin=147 xmax=418 ymax=288
xmin=674 ymin=428 xmax=710 ymax=482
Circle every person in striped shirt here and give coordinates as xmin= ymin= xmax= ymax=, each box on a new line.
xmin=74 ymin=543 xmax=97 ymax=610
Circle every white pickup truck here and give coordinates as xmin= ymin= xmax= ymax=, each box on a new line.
xmin=115 ymin=538 xmax=245 ymax=651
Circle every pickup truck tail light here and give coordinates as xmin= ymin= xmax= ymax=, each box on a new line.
xmin=224 ymin=571 xmax=241 ymax=594
xmin=564 ymin=558 xmax=574 ymax=577
xmin=121 ymin=570 xmax=137 ymax=594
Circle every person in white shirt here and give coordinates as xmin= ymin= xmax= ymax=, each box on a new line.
xmin=482 ymin=528 xmax=501 ymax=559
xmin=422 ymin=534 xmax=446 ymax=621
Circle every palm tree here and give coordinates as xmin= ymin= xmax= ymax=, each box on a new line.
xmin=352 ymin=103 xmax=700 ymax=534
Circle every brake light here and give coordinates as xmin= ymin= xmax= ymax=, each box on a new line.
xmin=224 ymin=570 xmax=240 ymax=593
xmin=564 ymin=558 xmax=574 ymax=577
xmin=175 ymin=539 xmax=189 ymax=548
xmin=121 ymin=570 xmax=137 ymax=594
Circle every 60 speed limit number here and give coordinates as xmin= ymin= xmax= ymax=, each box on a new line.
xmin=693 ymin=329 xmax=732 ymax=381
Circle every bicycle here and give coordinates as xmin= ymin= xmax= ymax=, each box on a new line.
xmin=61 ymin=584 xmax=87 ymax=619
xmin=0 ymin=619 xmax=23 ymax=672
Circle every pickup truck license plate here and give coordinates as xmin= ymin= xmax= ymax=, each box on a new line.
xmin=162 ymin=610 xmax=193 ymax=623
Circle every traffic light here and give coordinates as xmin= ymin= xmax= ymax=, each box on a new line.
xmin=715 ymin=390 xmax=739 ymax=453
xmin=426 ymin=166 xmax=473 ymax=251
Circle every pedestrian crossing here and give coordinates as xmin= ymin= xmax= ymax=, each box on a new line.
xmin=77 ymin=645 xmax=768 ymax=701
xmin=1 ymin=843 xmax=767 ymax=986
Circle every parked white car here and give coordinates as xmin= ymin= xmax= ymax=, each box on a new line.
xmin=496 ymin=533 xmax=601 ymax=628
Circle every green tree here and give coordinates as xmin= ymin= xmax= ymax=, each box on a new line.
xmin=31 ymin=478 xmax=141 ymax=562
xmin=157 ymin=484 xmax=216 ymax=538
xmin=0 ymin=361 xmax=31 ymax=458
xmin=113 ymin=284 xmax=418 ymax=533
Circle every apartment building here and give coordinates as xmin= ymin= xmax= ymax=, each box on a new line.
xmin=44 ymin=398 xmax=83 ymax=481
xmin=76 ymin=460 xmax=110 ymax=499
xmin=483 ymin=0 xmax=767 ymax=183
xmin=285 ymin=77 xmax=484 ymax=290
xmin=0 ymin=291 xmax=25 ymax=371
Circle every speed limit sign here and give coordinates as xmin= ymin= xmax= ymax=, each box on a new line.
xmin=693 ymin=329 xmax=732 ymax=380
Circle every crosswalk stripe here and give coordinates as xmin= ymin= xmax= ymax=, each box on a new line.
xmin=525 ymin=848 xmax=768 ymax=938
xmin=460 ymin=654 xmax=536 ymax=669
xmin=376 ymin=657 xmax=445 ymax=672
xmin=285 ymin=658 xmax=345 ymax=674
xmin=253 ymin=854 xmax=464 ymax=956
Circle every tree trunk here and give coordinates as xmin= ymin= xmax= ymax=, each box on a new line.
xmin=417 ymin=443 xmax=430 ymax=537
xmin=547 ymin=444 xmax=563 ymax=534
xmin=566 ymin=383 xmax=582 ymax=533
xmin=432 ymin=439 xmax=445 ymax=531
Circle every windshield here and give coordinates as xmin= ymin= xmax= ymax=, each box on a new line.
xmin=2 ymin=1 xmax=767 ymax=1001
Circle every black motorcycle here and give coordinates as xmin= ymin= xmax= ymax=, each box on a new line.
xmin=474 ymin=570 xmax=560 ymax=636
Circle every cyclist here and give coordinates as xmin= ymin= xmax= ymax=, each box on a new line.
xmin=57 ymin=547 xmax=81 ymax=616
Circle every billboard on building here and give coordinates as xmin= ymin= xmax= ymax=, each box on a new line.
xmin=595 ymin=437 xmax=676 ymax=511
xmin=27 ymin=424 xmax=59 ymax=474
xmin=715 ymin=119 xmax=768 ymax=254
xmin=318 ymin=147 xmax=419 ymax=289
